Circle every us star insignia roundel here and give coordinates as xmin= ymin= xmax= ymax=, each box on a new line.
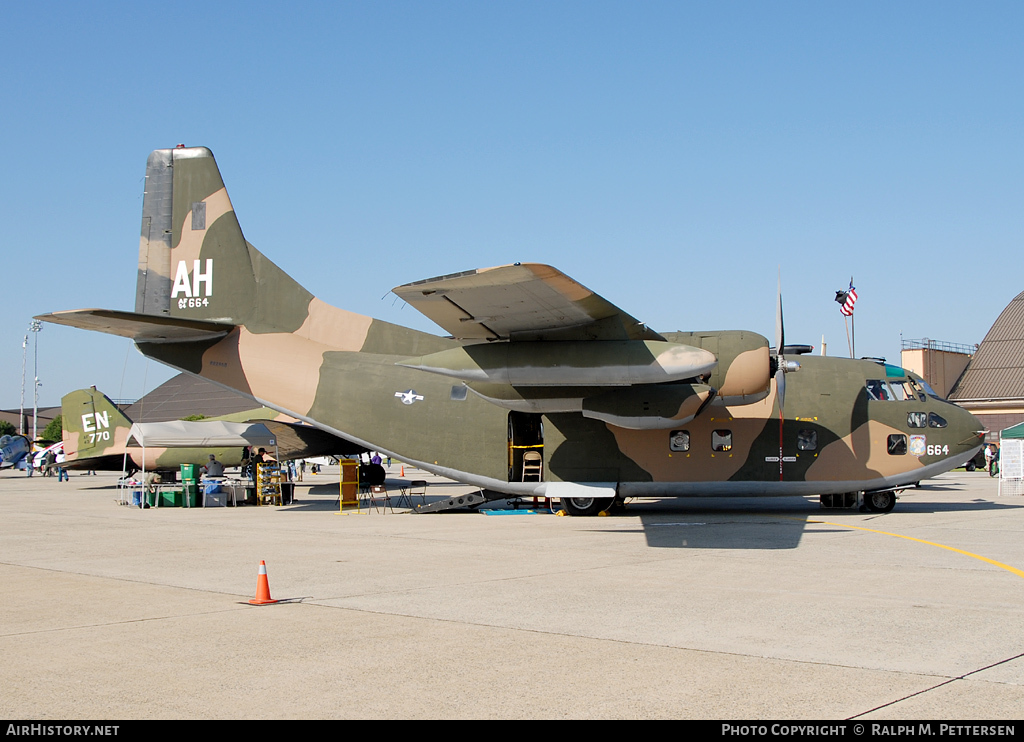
xmin=395 ymin=390 xmax=425 ymax=405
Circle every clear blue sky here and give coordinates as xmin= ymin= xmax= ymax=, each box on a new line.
xmin=3 ymin=1 xmax=1022 ymax=411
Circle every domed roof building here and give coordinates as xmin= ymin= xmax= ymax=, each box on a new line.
xmin=948 ymin=290 xmax=1024 ymax=439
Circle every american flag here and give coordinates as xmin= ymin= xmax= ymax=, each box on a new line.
xmin=835 ymin=280 xmax=857 ymax=316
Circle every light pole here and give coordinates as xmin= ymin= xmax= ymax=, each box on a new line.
xmin=29 ymin=320 xmax=42 ymax=441
xmin=19 ymin=333 xmax=28 ymax=435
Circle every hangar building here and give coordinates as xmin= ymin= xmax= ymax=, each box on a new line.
xmin=946 ymin=290 xmax=1024 ymax=440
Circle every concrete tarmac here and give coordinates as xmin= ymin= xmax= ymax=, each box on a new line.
xmin=1 ymin=467 xmax=1022 ymax=719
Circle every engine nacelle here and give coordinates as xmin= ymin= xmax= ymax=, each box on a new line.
xmin=662 ymin=331 xmax=771 ymax=405
xmin=398 ymin=340 xmax=717 ymax=387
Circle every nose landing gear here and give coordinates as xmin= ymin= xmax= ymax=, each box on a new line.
xmin=861 ymin=490 xmax=898 ymax=513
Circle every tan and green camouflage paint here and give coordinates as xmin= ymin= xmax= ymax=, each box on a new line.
xmin=605 ymin=356 xmax=973 ymax=491
xmin=62 ymin=387 xmax=255 ymax=473
xmin=48 ymin=147 xmax=984 ymax=497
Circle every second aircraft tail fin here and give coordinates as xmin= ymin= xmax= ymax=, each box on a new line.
xmin=61 ymin=387 xmax=133 ymax=464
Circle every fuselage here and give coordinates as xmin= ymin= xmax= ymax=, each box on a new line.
xmin=142 ymin=330 xmax=982 ymax=499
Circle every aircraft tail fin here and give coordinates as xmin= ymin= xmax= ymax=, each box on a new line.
xmin=61 ymin=387 xmax=132 ymax=464
xmin=136 ymin=147 xmax=314 ymax=334
xmin=133 ymin=146 xmax=453 ymax=357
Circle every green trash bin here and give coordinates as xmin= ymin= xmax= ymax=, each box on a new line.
xmin=159 ymin=489 xmax=183 ymax=507
xmin=181 ymin=464 xmax=198 ymax=483
xmin=182 ymin=482 xmax=199 ymax=508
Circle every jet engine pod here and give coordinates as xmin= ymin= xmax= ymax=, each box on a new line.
xmin=582 ymin=383 xmax=715 ymax=430
xmin=398 ymin=340 xmax=718 ymax=387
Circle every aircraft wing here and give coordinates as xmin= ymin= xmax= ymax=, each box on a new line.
xmin=35 ymin=310 xmax=234 ymax=343
xmin=393 ymin=263 xmax=664 ymax=342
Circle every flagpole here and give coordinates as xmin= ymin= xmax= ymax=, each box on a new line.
xmin=850 ymin=275 xmax=855 ymax=358
xmin=836 ymin=277 xmax=858 ymax=358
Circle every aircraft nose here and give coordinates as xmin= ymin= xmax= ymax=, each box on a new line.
xmin=950 ymin=403 xmax=985 ymax=458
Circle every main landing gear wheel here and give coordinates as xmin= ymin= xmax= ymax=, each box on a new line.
xmin=863 ymin=491 xmax=896 ymax=513
xmin=560 ymin=497 xmax=614 ymax=516
xmin=360 ymin=464 xmax=386 ymax=486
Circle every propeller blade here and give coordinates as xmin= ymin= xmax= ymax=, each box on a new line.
xmin=775 ymin=367 xmax=786 ymax=414
xmin=776 ymin=274 xmax=785 ymax=354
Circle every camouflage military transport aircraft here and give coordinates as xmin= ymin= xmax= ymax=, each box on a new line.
xmin=62 ymin=386 xmax=362 ymax=475
xmin=39 ymin=146 xmax=984 ymax=514
xmin=62 ymin=386 xmax=251 ymax=474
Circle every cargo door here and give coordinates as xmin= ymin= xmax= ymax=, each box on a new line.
xmin=508 ymin=411 xmax=544 ymax=482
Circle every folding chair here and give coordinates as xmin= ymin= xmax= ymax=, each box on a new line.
xmin=368 ymin=484 xmax=391 ymax=512
xmin=396 ymin=480 xmax=427 ymax=508
xmin=522 ymin=451 xmax=543 ymax=481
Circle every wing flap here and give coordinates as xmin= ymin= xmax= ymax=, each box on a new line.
xmin=393 ymin=263 xmax=663 ymax=342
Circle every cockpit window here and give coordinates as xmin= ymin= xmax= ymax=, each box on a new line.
xmin=917 ymin=379 xmax=943 ymax=400
xmin=871 ymin=378 xmax=917 ymax=402
xmin=888 ymin=380 xmax=915 ymax=401
xmin=908 ymin=412 xmax=928 ymax=428
xmin=929 ymin=412 xmax=947 ymax=428
xmin=907 ymin=378 xmax=929 ymax=403
xmin=866 ymin=380 xmax=894 ymax=401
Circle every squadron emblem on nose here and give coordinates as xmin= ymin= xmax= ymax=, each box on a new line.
xmin=395 ymin=390 xmax=424 ymax=405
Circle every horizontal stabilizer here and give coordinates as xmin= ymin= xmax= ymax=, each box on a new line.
xmin=36 ymin=310 xmax=234 ymax=343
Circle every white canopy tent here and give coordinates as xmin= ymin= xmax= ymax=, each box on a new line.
xmin=126 ymin=420 xmax=277 ymax=449
xmin=122 ymin=421 xmax=280 ymax=507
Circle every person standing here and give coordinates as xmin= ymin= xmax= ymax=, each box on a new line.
xmin=249 ymin=448 xmax=267 ymax=485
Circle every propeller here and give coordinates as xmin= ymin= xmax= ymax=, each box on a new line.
xmin=773 ymin=274 xmax=801 ymax=482
xmin=773 ymin=275 xmax=800 ymax=414
xmin=776 ymin=279 xmax=786 ymax=413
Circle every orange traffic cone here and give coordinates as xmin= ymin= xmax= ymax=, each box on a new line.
xmin=248 ymin=560 xmax=279 ymax=605
xmin=400 ymin=465 xmax=405 ymax=477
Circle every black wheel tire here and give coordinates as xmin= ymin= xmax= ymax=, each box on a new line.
xmin=360 ymin=463 xmax=387 ymax=486
xmin=560 ymin=497 xmax=613 ymax=516
xmin=966 ymin=462 xmax=976 ymax=472
xmin=864 ymin=491 xmax=896 ymax=513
